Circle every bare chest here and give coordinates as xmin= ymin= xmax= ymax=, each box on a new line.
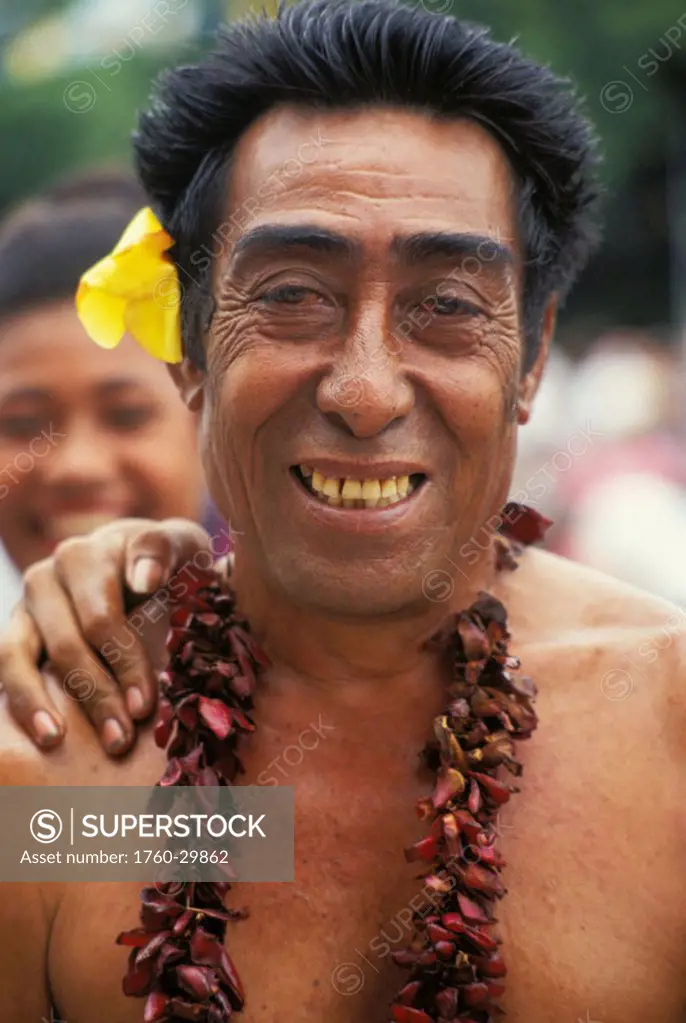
xmin=50 ymin=646 xmax=686 ymax=1023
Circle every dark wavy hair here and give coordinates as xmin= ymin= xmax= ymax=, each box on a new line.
xmin=133 ymin=0 xmax=603 ymax=372
xmin=0 ymin=167 xmax=146 ymax=321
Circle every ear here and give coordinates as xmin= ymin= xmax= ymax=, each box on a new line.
xmin=167 ymin=359 xmax=206 ymax=412
xmin=517 ymin=295 xmax=558 ymax=425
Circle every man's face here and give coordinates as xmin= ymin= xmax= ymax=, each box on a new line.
xmin=189 ymin=105 xmax=543 ymax=616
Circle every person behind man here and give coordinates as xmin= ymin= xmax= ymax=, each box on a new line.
xmin=0 ymin=169 xmax=208 ymax=744
xmin=1 ymin=2 xmax=686 ymax=1021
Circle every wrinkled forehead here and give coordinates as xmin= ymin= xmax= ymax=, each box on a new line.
xmin=221 ymin=104 xmax=519 ymax=264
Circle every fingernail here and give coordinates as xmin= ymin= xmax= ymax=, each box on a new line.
xmin=126 ymin=686 xmax=146 ymax=718
xmin=32 ymin=710 xmax=60 ymax=745
xmin=102 ymin=718 xmax=127 ymax=753
xmin=130 ymin=557 xmax=163 ymax=594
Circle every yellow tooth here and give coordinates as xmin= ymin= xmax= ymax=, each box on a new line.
xmin=327 ymin=494 xmax=342 ymax=506
xmin=362 ymin=479 xmax=382 ymax=500
xmin=342 ymin=479 xmax=363 ymax=499
xmin=362 ymin=497 xmax=380 ymax=508
xmin=312 ymin=470 xmax=326 ymax=492
xmin=377 ymin=497 xmax=390 ymax=507
xmin=397 ymin=474 xmax=410 ymax=496
xmin=301 ymin=465 xmax=313 ymax=476
xmin=343 ymin=498 xmax=356 ymax=508
xmin=388 ymin=493 xmax=402 ymax=504
xmin=381 ymin=478 xmax=398 ymax=498
xmin=323 ymin=477 xmax=340 ymax=498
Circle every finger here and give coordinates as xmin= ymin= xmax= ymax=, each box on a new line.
xmin=52 ymin=534 xmax=162 ymax=726
xmin=0 ymin=605 xmax=65 ymax=749
xmin=123 ymin=518 xmax=214 ymax=595
xmin=24 ymin=557 xmax=135 ymax=756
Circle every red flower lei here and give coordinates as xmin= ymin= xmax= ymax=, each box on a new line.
xmin=118 ymin=504 xmax=549 ymax=1022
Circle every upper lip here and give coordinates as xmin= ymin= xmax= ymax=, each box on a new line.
xmin=293 ymin=459 xmax=429 ymax=479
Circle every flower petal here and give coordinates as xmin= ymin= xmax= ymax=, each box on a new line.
xmin=75 ymin=283 xmax=127 ymax=349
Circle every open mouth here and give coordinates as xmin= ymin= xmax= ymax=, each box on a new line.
xmin=291 ymin=465 xmax=427 ymax=509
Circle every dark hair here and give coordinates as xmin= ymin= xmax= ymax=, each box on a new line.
xmin=0 ymin=167 xmax=146 ymax=320
xmin=134 ymin=0 xmax=603 ymax=370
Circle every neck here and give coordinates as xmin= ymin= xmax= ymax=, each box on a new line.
xmin=229 ymin=542 xmax=500 ymax=693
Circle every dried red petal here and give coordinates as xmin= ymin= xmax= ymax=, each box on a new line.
xmin=154 ymin=698 xmax=174 ymax=749
xmin=144 ymin=991 xmax=170 ymax=1022
xmin=471 ymin=772 xmax=511 ymax=805
xmin=117 ymin=928 xmax=151 ymax=948
xmin=160 ymin=757 xmax=183 ymax=786
xmin=500 ymin=502 xmax=552 ymax=545
xmin=435 ymin=987 xmax=459 ymax=1015
xmin=198 ymin=697 xmax=234 ymax=739
xmin=462 ymin=863 xmax=505 ymax=897
xmin=397 ymin=980 xmax=422 ymax=1005
xmin=431 ymin=767 xmax=466 ymax=809
xmin=472 ymin=952 xmax=507 ymax=978
xmin=464 ymin=982 xmax=490 ymax=1007
xmin=427 ymin=923 xmax=458 ymax=944
xmin=391 ymin=1006 xmax=433 ymax=1023
xmin=122 ymin=951 xmax=154 ymax=996
xmin=467 ymin=778 xmax=482 ymax=814
xmin=176 ymin=964 xmax=218 ymax=999
xmin=457 ymin=893 xmax=490 ymax=924
xmin=453 ymin=809 xmax=481 ymax=842
xmin=405 ymin=835 xmax=439 ymax=864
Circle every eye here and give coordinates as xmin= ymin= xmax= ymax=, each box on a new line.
xmin=426 ymin=296 xmax=484 ymax=318
xmin=259 ymin=285 xmax=325 ymax=306
xmin=0 ymin=415 xmax=46 ymax=440
xmin=104 ymin=406 xmax=157 ymax=431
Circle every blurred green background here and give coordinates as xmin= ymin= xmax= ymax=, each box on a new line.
xmin=1 ymin=0 xmax=685 ymax=350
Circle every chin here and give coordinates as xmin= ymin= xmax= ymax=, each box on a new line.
xmin=270 ymin=553 xmax=432 ymax=619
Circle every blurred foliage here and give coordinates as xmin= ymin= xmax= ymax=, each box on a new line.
xmin=454 ymin=0 xmax=684 ymax=189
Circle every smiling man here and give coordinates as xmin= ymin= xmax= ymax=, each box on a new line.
xmin=1 ymin=2 xmax=686 ymax=1022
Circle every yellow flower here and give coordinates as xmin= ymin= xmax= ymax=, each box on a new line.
xmin=75 ymin=206 xmax=183 ymax=364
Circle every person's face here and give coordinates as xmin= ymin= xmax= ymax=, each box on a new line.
xmin=176 ymin=106 xmax=551 ymax=617
xmin=0 ymin=300 xmax=203 ymax=571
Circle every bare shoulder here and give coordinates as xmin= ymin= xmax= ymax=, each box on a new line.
xmin=506 ymin=547 xmax=686 ymax=709
xmin=0 ymin=674 xmax=163 ymax=788
xmin=512 ymin=546 xmax=683 ymax=631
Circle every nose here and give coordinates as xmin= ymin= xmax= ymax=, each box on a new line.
xmin=317 ymin=318 xmax=414 ymax=438
xmin=40 ymin=420 xmax=115 ymax=490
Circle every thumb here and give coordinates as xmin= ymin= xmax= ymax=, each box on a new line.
xmin=124 ymin=518 xmax=213 ymax=595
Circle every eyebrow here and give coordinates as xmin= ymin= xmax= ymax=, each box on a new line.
xmin=391 ymin=231 xmax=513 ymax=268
xmin=229 ymin=224 xmax=513 ymax=273
xmin=96 ymin=378 xmax=150 ymax=396
xmin=0 ymin=379 xmax=147 ymax=405
xmin=231 ymin=224 xmax=360 ymax=266
xmin=0 ymin=387 xmax=50 ymax=404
